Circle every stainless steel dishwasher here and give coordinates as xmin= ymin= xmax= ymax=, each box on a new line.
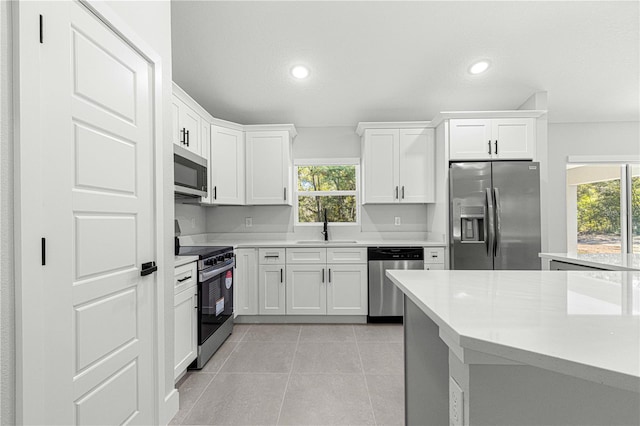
xmin=368 ymin=247 xmax=424 ymax=321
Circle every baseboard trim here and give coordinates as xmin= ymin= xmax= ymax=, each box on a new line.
xmin=234 ymin=315 xmax=367 ymax=324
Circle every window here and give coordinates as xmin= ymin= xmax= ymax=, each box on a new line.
xmin=567 ymin=161 xmax=640 ymax=254
xmin=294 ymin=161 xmax=359 ymax=225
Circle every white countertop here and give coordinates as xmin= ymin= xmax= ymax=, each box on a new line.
xmin=178 ymin=239 xmax=445 ymax=249
xmin=387 ymin=269 xmax=640 ymax=392
xmin=540 ymin=252 xmax=640 ymax=271
xmin=174 ymin=255 xmax=198 ymax=268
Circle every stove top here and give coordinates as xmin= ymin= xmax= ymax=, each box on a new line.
xmin=176 ymin=245 xmax=233 ymax=259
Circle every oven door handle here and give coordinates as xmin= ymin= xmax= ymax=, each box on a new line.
xmin=199 ymin=261 xmax=235 ymax=282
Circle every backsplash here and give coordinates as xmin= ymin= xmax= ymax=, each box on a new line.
xmin=175 ymin=202 xmax=207 ymax=236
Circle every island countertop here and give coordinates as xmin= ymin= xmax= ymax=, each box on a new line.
xmin=386 ymin=269 xmax=640 ymax=392
xmin=539 ymin=252 xmax=640 ymax=271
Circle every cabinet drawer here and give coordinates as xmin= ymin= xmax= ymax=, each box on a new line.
xmin=258 ymin=248 xmax=286 ymax=265
xmin=327 ymin=247 xmax=367 ymax=264
xmin=424 ymin=247 xmax=445 ymax=264
xmin=174 ymin=262 xmax=197 ymax=294
xmin=286 ymin=248 xmax=327 ymax=264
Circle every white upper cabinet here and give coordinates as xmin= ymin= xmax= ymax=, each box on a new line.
xmin=210 ymin=125 xmax=245 ymax=205
xmin=449 ymin=118 xmax=535 ymax=161
xmin=361 ymin=126 xmax=435 ymax=204
xmin=245 ymin=130 xmax=293 ymax=205
xmin=171 ymin=95 xmax=201 ymax=155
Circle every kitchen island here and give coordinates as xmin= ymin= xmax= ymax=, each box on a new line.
xmin=386 ymin=270 xmax=640 ymax=426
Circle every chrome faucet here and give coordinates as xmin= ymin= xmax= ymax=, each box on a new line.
xmin=321 ymin=209 xmax=329 ymax=241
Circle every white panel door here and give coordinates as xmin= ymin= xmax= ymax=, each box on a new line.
xmin=363 ymin=129 xmax=399 ymax=203
xmin=246 ymin=131 xmax=291 ymax=205
xmin=493 ymin=118 xmax=535 ymax=160
xmin=211 ymin=125 xmax=245 ymax=205
xmin=326 ymin=264 xmax=368 ymax=315
xmin=449 ymin=119 xmax=493 ymax=160
xmin=36 ymin=2 xmax=155 ymax=424
xmin=259 ymin=265 xmax=286 ymax=314
xmin=399 ymin=128 xmax=435 ymax=203
xmin=286 ymin=265 xmax=326 ymax=315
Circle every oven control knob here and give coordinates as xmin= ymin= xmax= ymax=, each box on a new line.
xmin=225 ymin=253 xmax=233 ymax=259
xmin=217 ymin=255 xmax=225 ymax=263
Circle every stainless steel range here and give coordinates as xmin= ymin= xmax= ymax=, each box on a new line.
xmin=177 ymin=245 xmax=234 ymax=369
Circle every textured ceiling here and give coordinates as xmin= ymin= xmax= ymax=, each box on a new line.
xmin=171 ymin=1 xmax=639 ymax=127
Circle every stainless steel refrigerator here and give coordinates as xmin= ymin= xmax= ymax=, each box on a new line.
xmin=449 ymin=161 xmax=541 ymax=270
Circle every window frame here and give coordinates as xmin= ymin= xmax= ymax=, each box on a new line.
xmin=567 ymin=156 xmax=640 ymax=254
xmin=293 ymin=158 xmax=361 ymax=227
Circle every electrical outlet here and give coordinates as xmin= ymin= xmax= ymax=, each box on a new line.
xmin=245 ymin=217 xmax=253 ymax=228
xmin=449 ymin=377 xmax=464 ymax=426
xmin=394 ymin=216 xmax=401 ymax=226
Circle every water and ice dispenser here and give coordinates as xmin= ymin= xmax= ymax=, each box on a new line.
xmin=460 ymin=206 xmax=485 ymax=242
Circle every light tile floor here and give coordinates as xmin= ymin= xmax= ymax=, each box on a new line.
xmin=170 ymin=323 xmax=404 ymax=426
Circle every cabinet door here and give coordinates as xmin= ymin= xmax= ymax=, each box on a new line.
xmin=235 ymin=249 xmax=258 ymax=316
xmin=174 ymin=287 xmax=197 ymax=379
xmin=449 ymin=119 xmax=493 ymax=160
xmin=492 ymin=118 xmax=535 ymax=160
xmin=200 ymin=119 xmax=213 ymax=203
xmin=246 ymin=131 xmax=291 ymax=205
xmin=211 ymin=125 xmax=245 ymax=205
xmin=326 ymin=264 xmax=367 ymax=315
xmin=171 ymin=98 xmax=181 ymax=148
xmin=363 ymin=129 xmax=399 ymax=204
xmin=258 ymin=265 xmax=286 ymax=315
xmin=286 ymin=264 xmax=326 ymax=315
xmin=178 ymin=100 xmax=201 ymax=155
xmin=399 ymin=128 xmax=435 ymax=203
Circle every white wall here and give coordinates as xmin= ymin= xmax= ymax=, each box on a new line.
xmin=1 ymin=1 xmax=15 ymax=424
xmin=205 ymin=126 xmax=431 ymax=240
xmin=547 ymin=121 xmax=640 ymax=252
xmin=175 ymin=202 xmax=207 ymax=235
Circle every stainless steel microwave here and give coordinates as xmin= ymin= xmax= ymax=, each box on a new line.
xmin=174 ymin=145 xmax=208 ymax=199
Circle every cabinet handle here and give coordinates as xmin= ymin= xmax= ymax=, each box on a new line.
xmin=494 ymin=140 xmax=498 ymax=155
xmin=280 ymin=268 xmax=283 ymax=283
xmin=180 ymin=128 xmax=186 ymax=145
xmin=177 ymin=275 xmax=191 ymax=283
xmin=328 ymin=268 xmax=332 ymax=283
xmin=194 ymin=294 xmax=198 ymax=309
xmin=186 ymin=130 xmax=190 ymax=147
xmin=395 ymin=186 xmax=399 ymax=199
xmin=214 ymin=186 xmax=217 ymax=200
xmin=284 ymin=187 xmax=287 ymax=201
xmin=488 ymin=140 xmax=491 ymax=154
xmin=402 ymin=186 xmax=405 ymax=199
xmin=264 ymin=255 xmax=280 ymax=258
xmin=322 ymin=268 xmax=325 ymax=283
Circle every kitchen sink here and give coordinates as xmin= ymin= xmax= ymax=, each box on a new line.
xmin=295 ymin=240 xmax=358 ymax=245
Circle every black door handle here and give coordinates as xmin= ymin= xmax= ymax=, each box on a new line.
xmin=141 ymin=261 xmax=157 ymax=276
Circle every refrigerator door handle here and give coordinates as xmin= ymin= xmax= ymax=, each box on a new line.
xmin=486 ymin=188 xmax=495 ymax=257
xmin=494 ymin=188 xmax=501 ymax=256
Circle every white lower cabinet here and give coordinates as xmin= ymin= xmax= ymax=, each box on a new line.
xmin=258 ymin=264 xmax=286 ymax=315
xmin=285 ymin=247 xmax=368 ymax=316
xmin=235 ymin=248 xmax=258 ymax=316
xmin=326 ymin=264 xmax=368 ymax=315
xmin=174 ymin=261 xmax=197 ymax=380
xmin=286 ymin=265 xmax=326 ymax=315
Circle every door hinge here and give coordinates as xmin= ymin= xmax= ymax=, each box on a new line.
xmin=41 ymin=238 xmax=46 ymax=265
xmin=39 ymin=15 xmax=43 ymax=43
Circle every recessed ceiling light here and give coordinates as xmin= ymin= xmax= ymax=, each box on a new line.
xmin=469 ymin=61 xmax=490 ymax=75
xmin=291 ymin=65 xmax=310 ymax=79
